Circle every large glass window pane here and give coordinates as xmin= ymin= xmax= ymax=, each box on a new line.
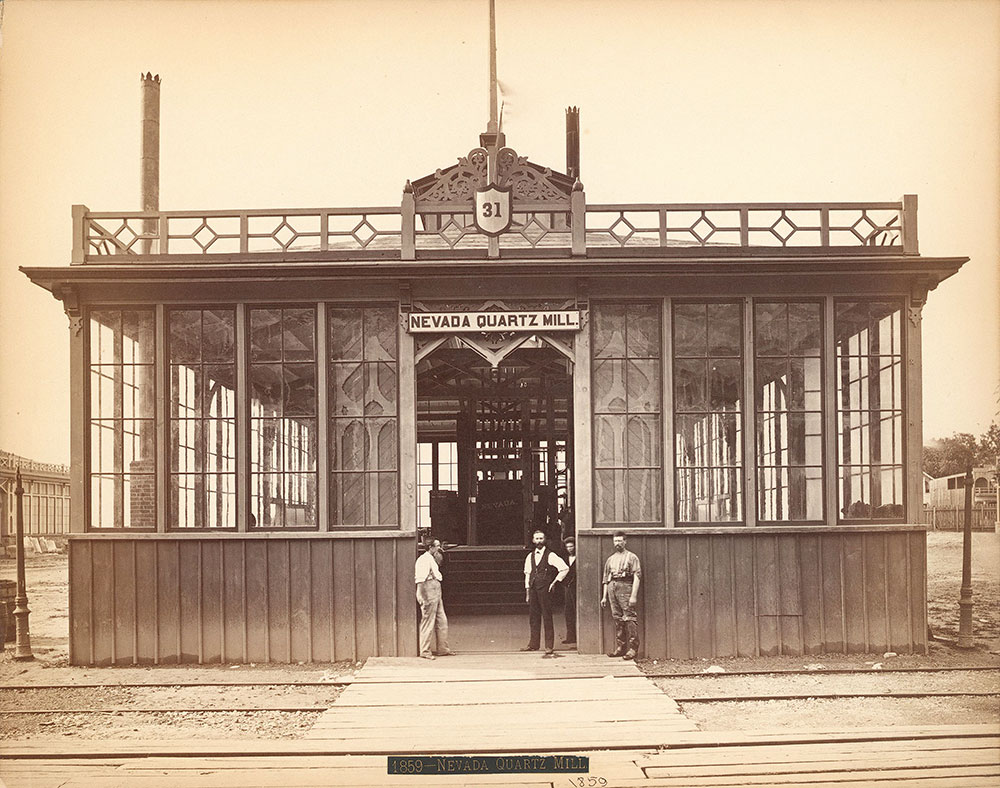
xmin=592 ymin=303 xmax=662 ymax=524
xmin=168 ymin=309 xmax=237 ymax=529
xmin=835 ymin=301 xmax=904 ymax=520
xmin=673 ymin=302 xmax=743 ymax=523
xmin=329 ymin=306 xmax=399 ymax=527
xmin=249 ymin=307 xmax=318 ymax=528
xmin=755 ymin=301 xmax=824 ymax=522
xmin=88 ymin=310 xmax=156 ymax=529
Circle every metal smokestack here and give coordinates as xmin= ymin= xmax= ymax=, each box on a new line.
xmin=140 ymin=73 xmax=160 ymax=254
xmin=565 ymin=106 xmax=580 ymax=181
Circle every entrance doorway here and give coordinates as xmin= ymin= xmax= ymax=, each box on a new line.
xmin=415 ymin=338 xmax=575 ymax=651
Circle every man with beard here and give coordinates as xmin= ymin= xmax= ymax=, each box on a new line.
xmin=415 ymin=537 xmax=454 ymax=659
xmin=600 ymin=531 xmax=642 ymax=659
xmin=522 ymin=529 xmax=570 ymax=657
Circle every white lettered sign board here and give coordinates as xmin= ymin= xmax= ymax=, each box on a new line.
xmin=407 ymin=310 xmax=582 ymax=334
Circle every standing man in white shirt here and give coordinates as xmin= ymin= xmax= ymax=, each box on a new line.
xmin=415 ymin=537 xmax=454 ymax=660
xmin=521 ymin=529 xmax=569 ymax=657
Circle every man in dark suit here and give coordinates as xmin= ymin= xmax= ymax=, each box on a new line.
xmin=561 ymin=536 xmax=577 ymax=644
xmin=521 ymin=529 xmax=569 ymax=657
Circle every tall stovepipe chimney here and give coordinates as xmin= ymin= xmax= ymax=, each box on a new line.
xmin=141 ymin=73 xmax=160 ymax=252
xmin=565 ymin=106 xmax=580 ymax=181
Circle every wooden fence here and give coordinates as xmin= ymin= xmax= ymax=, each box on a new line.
xmin=923 ymin=507 xmax=997 ymax=532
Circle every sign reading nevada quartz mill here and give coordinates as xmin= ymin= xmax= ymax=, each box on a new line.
xmin=407 ymin=310 xmax=582 ymax=333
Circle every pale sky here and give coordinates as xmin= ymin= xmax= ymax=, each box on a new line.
xmin=1 ymin=0 xmax=998 ymax=465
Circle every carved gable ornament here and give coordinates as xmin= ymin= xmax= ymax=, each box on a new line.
xmin=474 ymin=183 xmax=512 ymax=236
xmin=411 ymin=146 xmax=573 ymax=208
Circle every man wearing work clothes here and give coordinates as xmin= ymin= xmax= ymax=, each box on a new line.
xmin=522 ymin=529 xmax=570 ymax=657
xmin=415 ymin=538 xmax=454 ymax=659
xmin=601 ymin=531 xmax=641 ymax=659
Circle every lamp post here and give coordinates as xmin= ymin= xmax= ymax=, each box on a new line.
xmin=12 ymin=467 xmax=34 ymax=660
xmin=956 ymin=465 xmax=974 ymax=649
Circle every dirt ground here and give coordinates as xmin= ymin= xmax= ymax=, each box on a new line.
xmin=1 ymin=532 xmax=998 ymax=739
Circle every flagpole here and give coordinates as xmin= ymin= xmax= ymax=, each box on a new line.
xmin=489 ymin=0 xmax=498 ymax=133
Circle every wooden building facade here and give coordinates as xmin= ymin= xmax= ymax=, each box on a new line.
xmin=24 ymin=117 xmax=966 ymax=665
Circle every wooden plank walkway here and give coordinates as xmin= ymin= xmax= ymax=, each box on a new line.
xmin=304 ymin=653 xmax=698 ymax=752
xmin=2 ymin=729 xmax=997 ymax=787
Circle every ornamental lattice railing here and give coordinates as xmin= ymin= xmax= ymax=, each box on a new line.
xmin=72 ymin=196 xmax=918 ymax=263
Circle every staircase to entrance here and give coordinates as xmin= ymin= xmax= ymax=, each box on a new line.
xmin=442 ymin=546 xmax=527 ymax=615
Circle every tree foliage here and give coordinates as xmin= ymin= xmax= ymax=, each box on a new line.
xmin=924 ymin=424 xmax=1000 ymax=478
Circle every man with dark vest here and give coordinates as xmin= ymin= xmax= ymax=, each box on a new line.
xmin=521 ymin=529 xmax=569 ymax=656
xmin=561 ymin=536 xmax=577 ymax=644
xmin=601 ymin=530 xmax=642 ymax=659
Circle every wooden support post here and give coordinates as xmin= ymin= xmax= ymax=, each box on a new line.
xmin=905 ymin=293 xmax=925 ymax=523
xmin=399 ymin=315 xmax=417 ymax=531
xmin=573 ymin=309 xmax=593 ymax=530
xmin=66 ymin=296 xmax=86 ymax=534
xmin=401 ymin=183 xmax=415 ymax=261
xmin=823 ymin=296 xmax=839 ymax=525
xmin=71 ymin=205 xmax=89 ymax=265
xmin=742 ymin=297 xmax=757 ymax=526
xmin=901 ymin=194 xmax=919 ymax=255
xmin=235 ymin=304 xmax=249 ymax=532
xmin=662 ymin=298 xmax=675 ymax=527
xmin=546 ymin=387 xmax=557 ymax=536
xmin=317 ymin=303 xmax=330 ymax=530
xmin=154 ymin=304 xmax=167 ymax=532
xmin=521 ymin=399 xmax=533 ymax=544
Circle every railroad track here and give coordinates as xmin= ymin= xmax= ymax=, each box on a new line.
xmin=0 ymin=663 xmax=997 ymax=690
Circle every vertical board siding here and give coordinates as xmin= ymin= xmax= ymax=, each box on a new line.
xmin=577 ymin=529 xmax=926 ymax=660
xmin=178 ymin=541 xmax=202 ymax=663
xmin=842 ymin=534 xmax=867 ymax=652
xmin=112 ymin=542 xmax=135 ymax=665
xmin=798 ymin=534 xmax=823 ymax=655
xmin=201 ymin=540 xmax=223 ymax=663
xmin=68 ymin=541 xmax=92 ymax=665
xmin=909 ymin=532 xmax=928 ymax=654
xmin=222 ymin=541 xmax=245 ymax=662
xmin=289 ymin=541 xmax=313 ymax=663
xmin=134 ymin=541 xmax=158 ymax=663
xmin=68 ymin=536 xmax=417 ymax=666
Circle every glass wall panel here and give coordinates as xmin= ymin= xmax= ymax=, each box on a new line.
xmin=329 ymin=306 xmax=399 ymax=527
xmin=835 ymin=301 xmax=905 ymax=520
xmin=673 ymin=302 xmax=743 ymax=522
xmin=592 ymin=303 xmax=662 ymax=524
xmin=755 ymin=302 xmax=824 ymax=521
xmin=417 ymin=441 xmax=459 ymax=528
xmin=88 ymin=309 xmax=155 ymax=528
xmin=249 ymin=307 xmax=318 ymax=527
xmin=168 ymin=309 xmax=237 ymax=528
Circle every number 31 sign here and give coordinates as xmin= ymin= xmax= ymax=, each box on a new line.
xmin=473 ymin=183 xmax=513 ymax=236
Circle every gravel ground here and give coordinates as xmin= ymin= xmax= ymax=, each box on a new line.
xmin=2 ymin=533 xmax=998 ymax=740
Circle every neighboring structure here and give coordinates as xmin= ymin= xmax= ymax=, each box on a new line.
xmin=0 ymin=451 xmax=71 ymax=543
xmin=925 ymin=467 xmax=998 ymax=510
xmin=924 ymin=467 xmax=998 ymax=531
xmin=22 ymin=50 xmax=968 ymax=665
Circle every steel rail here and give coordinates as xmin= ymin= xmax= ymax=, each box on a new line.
xmin=0 ymin=664 xmax=997 ymax=691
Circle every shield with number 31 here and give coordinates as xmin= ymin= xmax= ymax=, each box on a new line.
xmin=474 ymin=183 xmax=513 ymax=236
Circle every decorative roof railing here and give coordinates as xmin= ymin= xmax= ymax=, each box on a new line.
xmin=72 ymin=196 xmax=918 ymax=263
xmin=0 ymin=451 xmax=70 ymax=477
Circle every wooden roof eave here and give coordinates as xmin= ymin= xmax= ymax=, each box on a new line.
xmin=20 ymin=255 xmax=968 ymax=296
